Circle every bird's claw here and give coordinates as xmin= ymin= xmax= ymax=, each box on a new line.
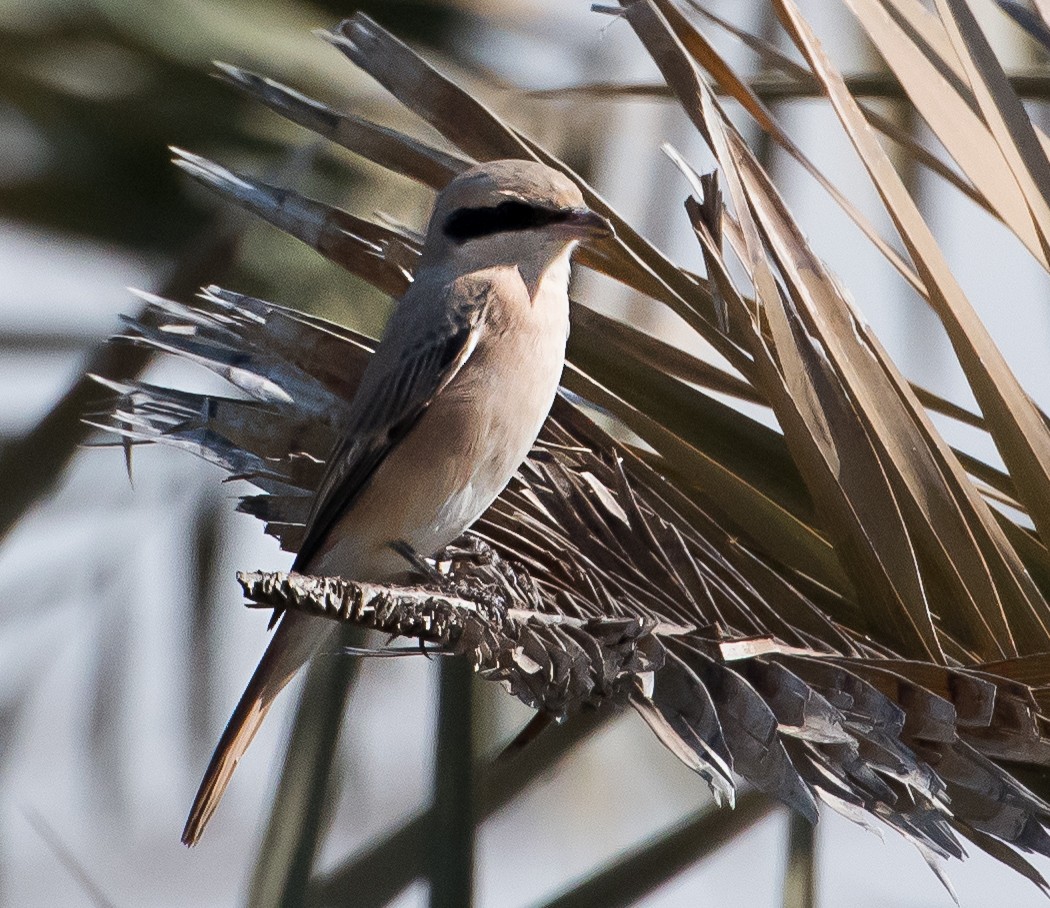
xmin=391 ymin=539 xmax=447 ymax=586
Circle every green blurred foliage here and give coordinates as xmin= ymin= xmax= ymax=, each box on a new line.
xmin=0 ymin=0 xmax=470 ymax=332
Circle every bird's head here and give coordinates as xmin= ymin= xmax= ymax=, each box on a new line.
xmin=421 ymin=159 xmax=613 ymax=271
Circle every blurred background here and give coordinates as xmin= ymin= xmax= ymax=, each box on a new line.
xmin=3 ymin=0 xmax=1050 ymax=905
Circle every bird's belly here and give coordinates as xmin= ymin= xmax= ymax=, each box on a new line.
xmin=311 ymin=346 xmax=561 ymax=581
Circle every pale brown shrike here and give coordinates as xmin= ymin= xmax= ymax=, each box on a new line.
xmin=182 ymin=158 xmax=613 ymax=845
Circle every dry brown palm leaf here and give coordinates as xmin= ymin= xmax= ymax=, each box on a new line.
xmin=624 ymin=0 xmax=1050 ymax=662
xmin=782 ymin=0 xmax=1050 ymax=550
xmin=92 ymin=280 xmax=1050 ymax=887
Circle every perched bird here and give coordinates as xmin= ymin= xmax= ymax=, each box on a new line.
xmin=180 ymin=159 xmax=612 ymax=845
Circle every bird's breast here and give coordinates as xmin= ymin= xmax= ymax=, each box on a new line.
xmin=313 ymin=262 xmax=569 ymax=581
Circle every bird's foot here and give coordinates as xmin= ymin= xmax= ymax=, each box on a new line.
xmin=390 ymin=539 xmax=448 ymax=587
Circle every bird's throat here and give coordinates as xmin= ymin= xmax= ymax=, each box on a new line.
xmin=517 ymin=243 xmax=575 ymax=302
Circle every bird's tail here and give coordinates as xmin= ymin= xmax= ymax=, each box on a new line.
xmin=181 ymin=610 xmax=328 ymax=845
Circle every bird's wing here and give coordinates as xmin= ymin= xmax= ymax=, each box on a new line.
xmin=292 ymin=274 xmax=492 ymax=571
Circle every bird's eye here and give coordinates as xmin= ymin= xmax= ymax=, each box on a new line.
xmin=443 ymin=200 xmax=569 ymax=243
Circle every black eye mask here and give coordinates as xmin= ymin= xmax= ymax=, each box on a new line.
xmin=442 ymin=199 xmax=570 ymax=243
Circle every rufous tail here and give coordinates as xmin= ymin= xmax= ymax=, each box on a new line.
xmin=181 ymin=610 xmax=323 ymax=845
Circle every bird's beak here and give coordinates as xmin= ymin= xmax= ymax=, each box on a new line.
xmin=562 ymin=207 xmax=615 ymax=239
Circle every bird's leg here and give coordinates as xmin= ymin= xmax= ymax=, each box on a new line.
xmin=390 ymin=539 xmax=447 ymax=586
xmin=388 ymin=540 xmax=451 ymax=660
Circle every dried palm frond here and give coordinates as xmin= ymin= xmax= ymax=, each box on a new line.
xmin=89 ymin=4 xmax=1050 ymax=895
xmin=91 ymin=279 xmax=1050 ymax=886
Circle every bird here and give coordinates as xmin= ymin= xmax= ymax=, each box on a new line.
xmin=180 ymin=158 xmax=613 ymax=845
